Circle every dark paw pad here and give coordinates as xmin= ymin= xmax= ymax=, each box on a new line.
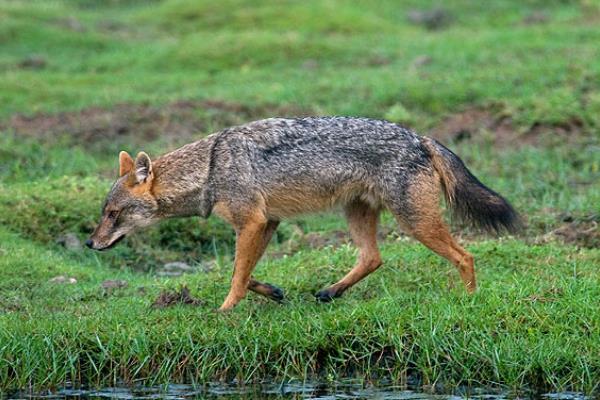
xmin=268 ymin=285 xmax=285 ymax=302
xmin=315 ymin=289 xmax=338 ymax=303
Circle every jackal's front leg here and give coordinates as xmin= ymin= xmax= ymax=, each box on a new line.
xmin=219 ymin=212 xmax=269 ymax=311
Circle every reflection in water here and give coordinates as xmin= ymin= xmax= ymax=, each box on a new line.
xmin=5 ymin=382 xmax=592 ymax=400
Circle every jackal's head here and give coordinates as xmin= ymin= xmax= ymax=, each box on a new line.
xmin=86 ymin=151 xmax=159 ymax=250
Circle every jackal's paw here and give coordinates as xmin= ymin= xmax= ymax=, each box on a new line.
xmin=315 ymin=288 xmax=342 ymax=303
xmin=265 ymin=284 xmax=285 ymax=302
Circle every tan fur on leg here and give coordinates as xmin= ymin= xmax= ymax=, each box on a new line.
xmin=247 ymin=220 xmax=284 ymax=301
xmin=219 ymin=209 xmax=270 ymax=311
xmin=398 ymin=172 xmax=477 ymax=292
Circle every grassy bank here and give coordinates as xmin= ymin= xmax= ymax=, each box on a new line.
xmin=1 ymin=228 xmax=599 ymax=392
xmin=1 ymin=0 xmax=599 ymax=394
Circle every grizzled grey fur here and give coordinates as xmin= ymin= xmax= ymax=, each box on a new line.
xmin=170 ymin=117 xmax=429 ymax=218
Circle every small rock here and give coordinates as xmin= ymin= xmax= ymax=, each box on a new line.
xmin=157 ymin=262 xmax=196 ymax=277
xmin=56 ymin=233 xmax=81 ymax=251
xmin=163 ymin=262 xmax=194 ymax=272
xmin=407 ymin=8 xmax=452 ymax=30
xmin=18 ymin=55 xmax=47 ymax=70
xmin=412 ymin=55 xmax=432 ymax=68
xmin=101 ymin=280 xmax=128 ymax=290
xmin=49 ymin=275 xmax=77 ymax=284
xmin=156 ymin=271 xmax=184 ymax=277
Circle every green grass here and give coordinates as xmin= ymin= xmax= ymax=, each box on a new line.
xmin=1 ymin=227 xmax=599 ymax=392
xmin=1 ymin=0 xmax=600 ymax=130
xmin=1 ymin=0 xmax=600 ymax=394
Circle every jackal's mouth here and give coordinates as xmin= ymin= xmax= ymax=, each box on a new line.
xmin=98 ymin=234 xmax=126 ymax=251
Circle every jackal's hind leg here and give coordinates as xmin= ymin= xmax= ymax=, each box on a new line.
xmin=393 ymin=180 xmax=476 ymax=293
xmin=316 ymin=200 xmax=382 ymax=302
xmin=404 ymin=218 xmax=476 ymax=292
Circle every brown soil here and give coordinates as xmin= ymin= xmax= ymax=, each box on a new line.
xmin=541 ymin=215 xmax=599 ymax=249
xmin=2 ymin=99 xmax=311 ymax=145
xmin=4 ymin=101 xmax=586 ymax=150
xmin=428 ymin=106 xmax=587 ymax=148
xmin=151 ymin=286 xmax=203 ymax=308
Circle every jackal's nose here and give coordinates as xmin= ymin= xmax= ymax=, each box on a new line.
xmin=85 ymin=239 xmax=94 ymax=249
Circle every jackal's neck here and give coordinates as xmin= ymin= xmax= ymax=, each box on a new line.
xmin=151 ymin=137 xmax=215 ymax=218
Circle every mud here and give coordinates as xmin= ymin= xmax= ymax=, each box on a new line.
xmin=4 ymin=101 xmax=586 ymax=150
xmin=2 ymin=99 xmax=311 ymax=146
xmin=151 ymin=286 xmax=203 ymax=308
xmin=540 ymin=214 xmax=599 ymax=249
xmin=428 ymin=106 xmax=587 ymax=148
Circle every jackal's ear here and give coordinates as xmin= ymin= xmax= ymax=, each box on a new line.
xmin=134 ymin=151 xmax=153 ymax=184
xmin=119 ymin=151 xmax=134 ymax=177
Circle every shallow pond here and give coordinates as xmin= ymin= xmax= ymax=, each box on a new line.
xmin=4 ymin=382 xmax=593 ymax=400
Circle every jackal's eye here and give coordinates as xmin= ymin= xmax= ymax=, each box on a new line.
xmin=108 ymin=210 xmax=119 ymax=220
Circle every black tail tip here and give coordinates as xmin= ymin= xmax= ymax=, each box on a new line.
xmin=493 ymin=205 xmax=523 ymax=235
xmin=451 ymin=187 xmax=523 ymax=236
xmin=477 ymin=198 xmax=523 ymax=235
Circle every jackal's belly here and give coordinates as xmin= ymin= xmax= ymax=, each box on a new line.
xmin=264 ymin=181 xmax=382 ymax=219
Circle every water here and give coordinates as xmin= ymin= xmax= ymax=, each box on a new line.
xmin=4 ymin=382 xmax=594 ymax=400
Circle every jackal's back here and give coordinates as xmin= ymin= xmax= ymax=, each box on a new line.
xmin=209 ymin=117 xmax=431 ymax=216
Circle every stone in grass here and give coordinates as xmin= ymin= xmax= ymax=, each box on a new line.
xmin=49 ymin=275 xmax=77 ymax=284
xmin=412 ymin=55 xmax=432 ymax=68
xmin=157 ymin=261 xmax=213 ymax=277
xmin=407 ymin=8 xmax=452 ymax=30
xmin=56 ymin=233 xmax=82 ymax=251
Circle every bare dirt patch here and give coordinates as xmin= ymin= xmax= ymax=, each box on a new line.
xmin=543 ymin=216 xmax=599 ymax=249
xmin=151 ymin=286 xmax=203 ymax=308
xmin=535 ymin=214 xmax=599 ymax=249
xmin=428 ymin=106 xmax=587 ymax=148
xmin=2 ymin=99 xmax=311 ymax=146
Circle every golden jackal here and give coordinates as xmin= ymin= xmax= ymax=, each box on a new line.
xmin=87 ymin=117 xmax=520 ymax=310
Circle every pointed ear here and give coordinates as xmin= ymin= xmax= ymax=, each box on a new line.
xmin=134 ymin=151 xmax=153 ymax=184
xmin=119 ymin=151 xmax=134 ymax=177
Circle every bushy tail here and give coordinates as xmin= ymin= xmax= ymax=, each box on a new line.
xmin=423 ymin=137 xmax=521 ymax=234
